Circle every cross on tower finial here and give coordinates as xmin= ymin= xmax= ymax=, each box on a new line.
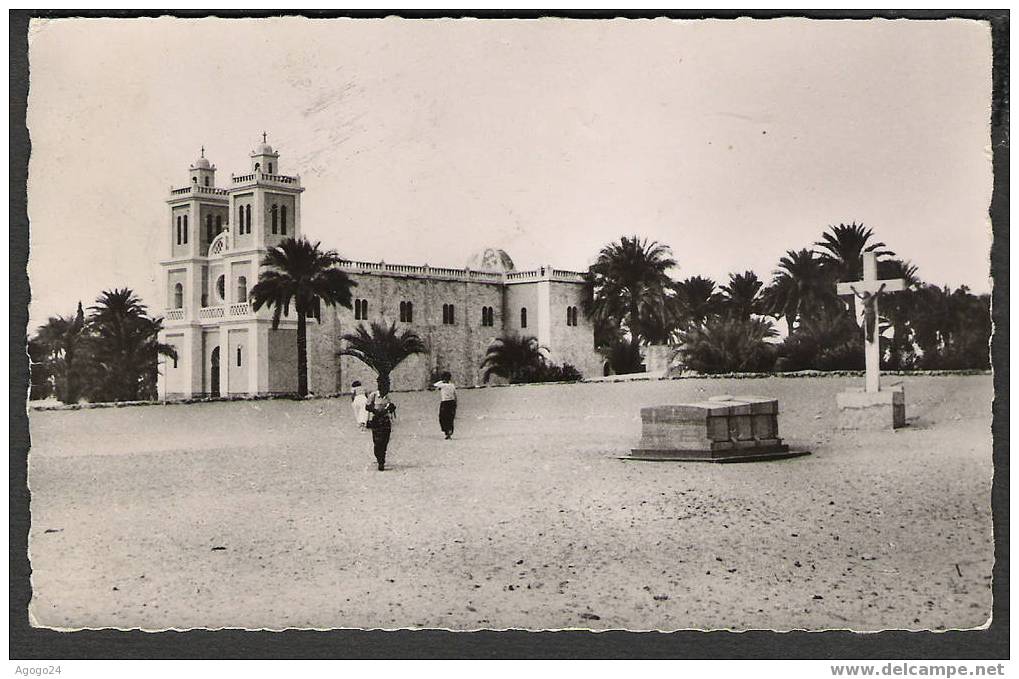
xmin=200 ymin=145 xmax=205 ymax=158
xmin=262 ymin=131 xmax=267 ymax=143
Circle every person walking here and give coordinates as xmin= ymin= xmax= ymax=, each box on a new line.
xmin=365 ymin=374 xmax=397 ymax=471
xmin=350 ymin=380 xmax=369 ymax=430
xmin=433 ymin=371 xmax=457 ymax=439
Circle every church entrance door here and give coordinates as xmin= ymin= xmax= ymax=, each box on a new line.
xmin=210 ymin=346 xmax=221 ymax=397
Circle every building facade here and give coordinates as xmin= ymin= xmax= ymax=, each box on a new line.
xmin=157 ymin=139 xmax=601 ymax=399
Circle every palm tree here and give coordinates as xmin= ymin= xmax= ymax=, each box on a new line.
xmin=778 ymin=309 xmax=864 ymax=371
xmin=337 ymin=321 xmax=427 ymax=382
xmin=907 ymin=285 xmax=990 ymax=369
xmin=815 ymin=222 xmax=894 ymax=282
xmin=719 ymin=271 xmax=764 ymax=322
xmin=33 ymin=302 xmax=87 ymax=403
xmin=876 ymin=259 xmax=922 ymax=368
xmin=678 ymin=316 xmax=778 ymax=373
xmin=672 ymin=276 xmax=722 ymax=330
xmin=480 ymin=335 xmax=548 ymax=383
xmin=88 ymin=288 xmax=176 ymax=401
xmin=588 ymin=236 xmax=677 ymax=365
xmin=761 ymin=249 xmax=832 ymax=333
xmin=250 ymin=237 xmax=356 ymax=396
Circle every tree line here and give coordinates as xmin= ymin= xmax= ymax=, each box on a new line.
xmin=30 ymin=225 xmax=990 ymax=404
xmin=30 ymin=290 xmax=176 ymax=403
xmin=585 ymin=223 xmax=991 ymax=375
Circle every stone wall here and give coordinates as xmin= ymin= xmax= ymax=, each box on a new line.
xmin=227 ymin=327 xmax=250 ymax=394
xmin=161 ymin=330 xmax=188 ymax=397
xmin=304 ymin=270 xmax=600 ymax=394
xmin=267 ymin=327 xmax=298 ymax=394
xmin=546 ymin=281 xmax=602 ymax=376
xmin=307 ymin=312 xmax=341 ymax=395
xmin=644 ymin=345 xmax=679 ymax=377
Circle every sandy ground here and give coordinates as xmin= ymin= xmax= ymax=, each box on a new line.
xmin=27 ymin=375 xmax=993 ymax=632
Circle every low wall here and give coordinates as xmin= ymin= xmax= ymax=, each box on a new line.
xmin=28 ymin=369 xmax=992 ymax=412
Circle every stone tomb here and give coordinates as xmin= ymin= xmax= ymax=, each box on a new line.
xmin=627 ymin=395 xmax=805 ymax=462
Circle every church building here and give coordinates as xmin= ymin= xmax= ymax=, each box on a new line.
xmin=157 ymin=137 xmax=601 ymax=399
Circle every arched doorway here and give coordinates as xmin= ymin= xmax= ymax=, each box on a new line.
xmin=210 ymin=346 xmax=221 ymax=397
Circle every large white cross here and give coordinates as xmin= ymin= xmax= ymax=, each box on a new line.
xmin=836 ymin=252 xmax=906 ymax=393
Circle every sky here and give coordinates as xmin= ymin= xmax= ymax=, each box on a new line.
xmin=26 ymin=17 xmax=994 ymax=330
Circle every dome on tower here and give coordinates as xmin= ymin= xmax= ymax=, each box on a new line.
xmin=252 ymin=132 xmax=277 ymax=156
xmin=192 ymin=155 xmax=211 ymax=170
xmin=466 ymin=247 xmax=515 ymax=273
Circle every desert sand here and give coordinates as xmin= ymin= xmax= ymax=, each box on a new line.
xmin=27 ymin=375 xmax=993 ymax=631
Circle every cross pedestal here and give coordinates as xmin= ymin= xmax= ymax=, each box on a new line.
xmin=834 ymin=252 xmax=907 ymax=429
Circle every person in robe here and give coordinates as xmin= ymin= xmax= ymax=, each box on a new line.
xmin=432 ymin=371 xmax=458 ymax=439
xmin=365 ymin=375 xmax=397 ymax=471
xmin=350 ymin=380 xmax=369 ymax=429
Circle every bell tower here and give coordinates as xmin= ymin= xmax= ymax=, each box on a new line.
xmin=189 ymin=146 xmax=216 ymax=187
xmin=230 ymin=133 xmax=303 ymax=251
xmin=250 ymin=131 xmax=280 ymax=175
xmin=159 ymin=135 xmax=305 ymax=401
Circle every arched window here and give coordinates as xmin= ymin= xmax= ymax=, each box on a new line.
xmin=254 ymin=162 xmax=260 ymax=172
xmin=174 ymin=282 xmax=183 ymax=309
xmin=245 ymin=205 xmax=252 ymax=233
xmin=206 ymin=215 xmax=214 ymax=244
xmin=182 ymin=215 xmax=188 ymax=244
xmin=482 ymin=306 xmax=494 ymax=327
xmin=192 ymin=176 xmax=197 ymax=183
xmin=271 ymin=204 xmax=278 ymax=234
xmin=281 ymin=205 xmax=288 ymax=235
xmin=566 ymin=306 xmax=579 ymax=326
xmin=520 ymin=307 xmax=527 ymax=328
xmin=216 ymin=275 xmax=225 ymax=302
xmin=175 ymin=216 xmax=181 ymax=245
xmin=237 ymin=205 xmax=243 ymax=232
xmin=236 ymin=276 xmax=247 ymax=302
xmin=443 ymin=304 xmax=456 ymax=325
xmin=236 ymin=345 xmax=243 ymax=367
xmin=204 ymin=176 xmax=210 ymax=187
xmin=268 ymin=162 xmax=274 ymax=174
xmin=354 ymin=298 xmax=368 ymax=320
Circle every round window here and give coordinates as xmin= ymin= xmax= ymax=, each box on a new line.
xmin=216 ymin=275 xmax=226 ymax=301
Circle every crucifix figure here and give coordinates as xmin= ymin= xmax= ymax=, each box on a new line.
xmin=836 ymin=252 xmax=906 ymax=393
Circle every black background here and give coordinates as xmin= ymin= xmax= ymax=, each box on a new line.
xmin=9 ymin=9 xmax=1009 ymax=660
